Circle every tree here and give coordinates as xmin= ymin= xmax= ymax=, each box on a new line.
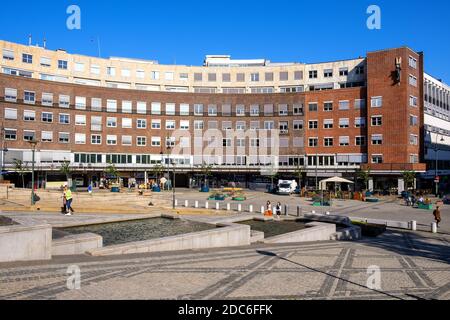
xmin=13 ymin=159 xmax=27 ymax=188
xmin=105 ymin=162 xmax=119 ymax=184
xmin=358 ymin=167 xmax=371 ymax=191
xmin=402 ymin=170 xmax=416 ymax=191
xmin=60 ymin=160 xmax=72 ymax=187
xmin=151 ymin=164 xmax=165 ymax=182
xmin=294 ymin=164 xmax=305 ymax=188
xmin=200 ymin=162 xmax=213 ymax=186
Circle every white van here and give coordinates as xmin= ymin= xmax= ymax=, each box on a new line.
xmin=277 ymin=180 xmax=297 ymax=195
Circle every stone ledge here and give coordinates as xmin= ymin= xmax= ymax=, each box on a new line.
xmin=263 ymin=222 xmax=336 ymax=244
xmin=52 ymin=233 xmax=103 ymax=256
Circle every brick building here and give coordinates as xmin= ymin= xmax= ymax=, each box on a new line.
xmin=0 ymin=40 xmax=449 ymax=193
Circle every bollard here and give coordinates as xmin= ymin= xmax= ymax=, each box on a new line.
xmin=205 ymin=202 xmax=209 ymax=209
xmin=238 ymin=204 xmax=242 ymax=212
xmin=312 ymin=210 xmax=316 ymax=214
xmin=195 ymin=201 xmax=199 ymax=208
xmin=411 ymin=220 xmax=417 ymax=231
xmin=185 ymin=200 xmax=189 ymax=208
xmin=261 ymin=206 xmax=265 ymax=215
xmin=297 ymin=206 xmax=302 ymax=217
xmin=284 ymin=205 xmax=289 ymax=216
xmin=431 ymin=222 xmax=437 ymax=234
xmin=174 ymin=199 xmax=178 ymax=207
xmin=216 ymin=202 xmax=220 ymax=210
xmin=249 ymin=205 xmax=253 ymax=213
xmin=325 ymin=211 xmax=330 ymax=216
xmin=226 ymin=203 xmax=231 ymax=211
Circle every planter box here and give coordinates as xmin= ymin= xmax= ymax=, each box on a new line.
xmin=365 ymin=198 xmax=379 ymax=203
xmin=200 ymin=186 xmax=210 ymax=193
xmin=232 ymin=197 xmax=246 ymax=201
xmin=418 ymin=203 xmax=433 ymax=210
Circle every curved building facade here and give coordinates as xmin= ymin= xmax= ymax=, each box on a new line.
xmin=1 ymin=39 xmax=447 ymax=193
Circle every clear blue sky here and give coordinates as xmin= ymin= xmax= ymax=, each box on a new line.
xmin=1 ymin=0 xmax=449 ymax=81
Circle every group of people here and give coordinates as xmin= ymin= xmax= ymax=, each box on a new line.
xmin=265 ymin=201 xmax=283 ymax=219
xmin=405 ymin=194 xmax=431 ymax=207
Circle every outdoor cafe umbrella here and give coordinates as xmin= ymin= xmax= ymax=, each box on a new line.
xmin=319 ymin=177 xmax=354 ymax=191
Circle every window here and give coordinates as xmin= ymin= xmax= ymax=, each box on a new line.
xmin=293 ymin=104 xmax=303 ymax=115
xmin=165 ymin=103 xmax=176 ymax=116
xmin=372 ymin=155 xmax=383 ymax=164
xmin=166 ymin=120 xmax=176 ymax=130
xmin=75 ymin=115 xmax=86 ymax=126
xmin=250 ymin=105 xmax=260 ymax=116
xmin=339 ymin=100 xmax=350 ymax=110
xmin=356 ymin=136 xmax=366 ymax=146
xmin=309 ymin=70 xmax=318 ymax=79
xmin=2 ymin=49 xmax=14 ymax=60
xmin=194 ymin=73 xmax=202 ymax=82
xmin=236 ymin=73 xmax=245 ymax=82
xmin=137 ymin=119 xmax=147 ymax=129
xmin=59 ymin=95 xmax=70 ymax=108
xmin=236 ymin=138 xmax=245 ymax=148
xmin=409 ymin=75 xmax=417 ymax=87
xmin=165 ymin=72 xmax=174 ymax=81
xmin=74 ymin=62 xmax=85 ymax=72
xmin=121 ymin=69 xmax=130 ymax=77
xmin=107 ymin=100 xmax=117 ymax=112
xmin=166 ymin=137 xmax=176 ymax=148
xmin=236 ymin=105 xmax=245 ymax=116
xmin=75 ymin=96 xmax=86 ymax=110
xmin=122 ymin=135 xmax=132 ymax=146
xmin=122 ymin=118 xmax=132 ymax=129
xmin=42 ymin=93 xmax=53 ymax=106
xmin=279 ymin=72 xmax=288 ymax=81
xmin=24 ymin=91 xmax=35 ymax=104
xmin=136 ymin=102 xmax=147 ymax=114
xmin=91 ymin=65 xmax=101 ymax=75
xmin=354 ymin=99 xmax=366 ymax=109
xmin=339 ymin=68 xmax=348 ymax=76
xmin=356 ymin=66 xmax=365 ymax=75
xmin=410 ymin=154 xmax=419 ymax=164
xmin=265 ymin=72 xmax=274 ymax=81
xmin=339 ymin=136 xmax=350 ymax=146
xmin=410 ymin=134 xmax=418 ymax=146
xmin=41 ymin=131 xmax=53 ymax=142
xmin=410 ymin=95 xmax=418 ymax=107
xmin=308 ymin=103 xmax=318 ymax=112
xmin=324 ymin=69 xmax=333 ymax=78
xmin=278 ymin=104 xmax=288 ymax=116
xmin=151 ymin=137 xmax=161 ymax=147
xmin=324 ymin=119 xmax=333 ymax=129
xmin=89 ymin=98 xmax=101 ymax=112
xmin=58 ymin=60 xmax=68 ymax=70
xmin=371 ymin=134 xmax=383 ymax=145
xmin=59 ymin=114 xmax=70 ymax=124
xmin=178 ymin=73 xmax=188 ymax=81
xmin=294 ymin=71 xmax=303 ymax=80
xmin=194 ymin=120 xmax=204 ymax=130
xmin=180 ymin=104 xmax=190 ymax=116
xmin=371 ymin=116 xmax=382 ymax=126
xmin=75 ymin=133 xmax=86 ymax=144
xmin=264 ymin=121 xmax=275 ymax=130
xmin=208 ymin=105 xmax=217 ymax=116
xmin=91 ymin=116 xmax=102 ymax=131
xmin=208 ymin=73 xmax=216 ymax=82
xmin=22 ymin=54 xmax=33 ymax=64
xmin=309 ymin=120 xmax=318 ymax=129
xmin=59 ymin=132 xmax=70 ymax=144
xmin=339 ymin=118 xmax=349 ymax=128
xmin=5 ymin=88 xmax=17 ymax=102
xmin=410 ymin=115 xmax=418 ymax=126
xmin=106 ymin=67 xmax=116 ymax=76
xmin=324 ymin=102 xmax=333 ymax=112
xmin=293 ymin=120 xmax=303 ymax=130
xmin=355 ymin=117 xmax=366 ymax=128
xmin=409 ymin=56 xmax=417 ymax=69
xmin=137 ymin=136 xmax=146 ymax=146
xmin=250 ymin=139 xmax=260 ymax=147
xmin=91 ymin=135 xmax=101 ymax=145
xmin=107 ymin=135 xmax=117 ymax=145
xmin=4 ymin=129 xmax=17 ymax=140
xmin=236 ymin=121 xmax=246 ymax=130
xmin=107 ymin=117 xmax=117 ymax=128
xmin=371 ymin=96 xmax=383 ymax=108
xmin=4 ymin=108 xmax=17 ymax=120
xmin=150 ymin=71 xmax=159 ymax=80
xmin=24 ymin=110 xmax=36 ymax=121
xmin=151 ymin=120 xmax=161 ymax=129
xmin=222 ymin=73 xmax=231 ymax=82
xmin=23 ymin=130 xmax=36 ymax=141
xmin=194 ymin=104 xmax=204 ymax=115
xmin=309 ymin=138 xmax=318 ymax=147
xmin=250 ymin=121 xmax=260 ymax=130
xmin=223 ymin=139 xmax=232 ymax=147
xmin=324 ymin=138 xmax=334 ymax=147
xmin=151 ymin=102 xmax=161 ymax=115
xmin=180 ymin=120 xmax=190 ymax=130
xmin=40 ymin=57 xmax=51 ymax=67
xmin=250 ymin=73 xmax=259 ymax=82
xmin=42 ymin=112 xmax=53 ymax=123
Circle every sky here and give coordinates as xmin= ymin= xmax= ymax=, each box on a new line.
xmin=1 ymin=0 xmax=449 ymax=82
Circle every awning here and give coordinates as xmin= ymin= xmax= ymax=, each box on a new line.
xmin=319 ymin=176 xmax=354 ymax=190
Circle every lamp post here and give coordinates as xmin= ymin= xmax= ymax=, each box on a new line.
xmin=28 ymin=139 xmax=39 ymax=205
xmin=434 ymin=134 xmax=445 ymax=196
xmin=165 ymin=136 xmax=176 ymax=209
xmin=0 ymin=126 xmax=8 ymax=183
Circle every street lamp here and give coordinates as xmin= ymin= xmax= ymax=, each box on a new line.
xmin=434 ymin=134 xmax=445 ymax=196
xmin=28 ymin=139 xmax=39 ymax=205
xmin=164 ymin=136 xmax=176 ymax=209
xmin=0 ymin=125 xmax=8 ymax=183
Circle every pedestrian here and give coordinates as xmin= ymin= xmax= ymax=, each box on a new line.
xmin=87 ymin=183 xmax=93 ymax=195
xmin=265 ymin=201 xmax=272 ymax=216
xmin=433 ymin=206 xmax=442 ymax=228
xmin=64 ymin=185 xmax=74 ymax=216
xmin=60 ymin=185 xmax=67 ymax=214
xmin=275 ymin=202 xmax=282 ymax=219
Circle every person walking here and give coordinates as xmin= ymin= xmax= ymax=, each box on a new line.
xmin=64 ymin=186 xmax=74 ymax=216
xmin=433 ymin=206 xmax=442 ymax=228
xmin=265 ymin=201 xmax=272 ymax=217
xmin=275 ymin=202 xmax=282 ymax=219
xmin=60 ymin=185 xmax=67 ymax=214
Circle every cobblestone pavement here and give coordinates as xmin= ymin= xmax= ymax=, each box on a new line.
xmin=1 ymin=229 xmax=449 ymax=300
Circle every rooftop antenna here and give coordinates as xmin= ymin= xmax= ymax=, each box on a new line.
xmin=91 ymin=36 xmax=102 ymax=58
xmin=28 ymin=34 xmax=32 ymax=46
xmin=43 ymin=38 xmax=47 ymax=49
